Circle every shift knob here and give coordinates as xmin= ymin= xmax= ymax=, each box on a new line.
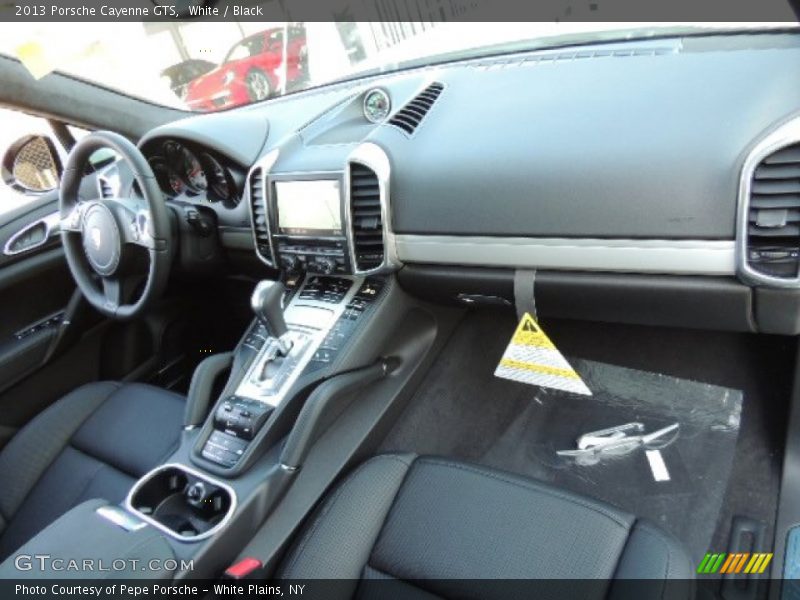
xmin=251 ymin=280 xmax=288 ymax=340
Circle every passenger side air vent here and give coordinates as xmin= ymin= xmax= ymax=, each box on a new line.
xmin=248 ymin=167 xmax=273 ymax=265
xmin=349 ymin=163 xmax=384 ymax=272
xmin=388 ymin=82 xmax=444 ymax=135
xmin=745 ymin=142 xmax=800 ymax=281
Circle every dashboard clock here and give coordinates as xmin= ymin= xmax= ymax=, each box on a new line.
xmin=363 ymin=88 xmax=391 ymax=123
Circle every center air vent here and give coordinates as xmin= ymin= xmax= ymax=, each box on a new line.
xmin=248 ymin=167 xmax=273 ymax=266
xmin=745 ymin=142 xmax=800 ymax=281
xmin=388 ymin=82 xmax=444 ymax=135
xmin=349 ymin=163 xmax=384 ymax=272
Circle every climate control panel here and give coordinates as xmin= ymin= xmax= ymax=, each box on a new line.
xmin=275 ymin=238 xmax=350 ymax=275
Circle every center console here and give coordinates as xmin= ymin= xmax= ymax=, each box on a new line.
xmin=108 ymin=143 xmax=403 ymax=566
xmin=198 ymin=274 xmax=385 ymax=471
xmin=189 ymin=140 xmax=397 ymax=476
xmin=110 ymin=266 xmax=397 ymax=572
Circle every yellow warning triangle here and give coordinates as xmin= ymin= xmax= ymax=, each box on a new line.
xmin=511 ymin=313 xmax=556 ymax=349
xmin=495 ymin=313 xmax=592 ymax=396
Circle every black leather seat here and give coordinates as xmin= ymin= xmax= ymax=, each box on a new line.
xmin=278 ymin=454 xmax=693 ymax=596
xmin=0 ymin=382 xmax=184 ymax=559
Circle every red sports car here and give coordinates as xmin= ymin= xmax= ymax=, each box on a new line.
xmin=185 ymin=26 xmax=308 ymax=111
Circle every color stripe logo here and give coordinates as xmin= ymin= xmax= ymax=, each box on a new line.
xmin=697 ymin=553 xmax=773 ymax=575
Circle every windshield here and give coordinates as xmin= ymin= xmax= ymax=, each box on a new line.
xmin=0 ymin=22 xmax=792 ymax=113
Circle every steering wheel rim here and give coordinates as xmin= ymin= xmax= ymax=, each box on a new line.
xmin=59 ymin=131 xmax=172 ymax=320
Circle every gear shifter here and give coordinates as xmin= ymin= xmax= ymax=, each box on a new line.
xmin=251 ymin=280 xmax=292 ymax=356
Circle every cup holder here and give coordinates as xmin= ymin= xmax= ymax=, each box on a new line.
xmin=126 ymin=463 xmax=236 ymax=541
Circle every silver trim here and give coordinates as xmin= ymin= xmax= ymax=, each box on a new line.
xmin=362 ymin=88 xmax=391 ymax=124
xmin=736 ymin=115 xmax=800 ymax=288
xmin=395 ymin=235 xmax=736 ymax=276
xmin=235 ymin=274 xmax=362 ymax=403
xmin=345 ymin=143 xmax=401 ymax=276
xmin=3 ymin=212 xmax=60 ymax=256
xmin=124 ymin=462 xmax=237 ymax=542
xmin=247 ymin=149 xmax=279 ymax=268
xmin=96 ymin=505 xmax=148 ymax=532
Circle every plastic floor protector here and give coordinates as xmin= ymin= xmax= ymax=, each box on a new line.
xmin=479 ymin=358 xmax=742 ymax=564
xmin=383 ymin=351 xmax=743 ymax=565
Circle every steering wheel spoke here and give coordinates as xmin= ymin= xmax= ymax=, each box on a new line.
xmin=60 ymin=202 xmax=88 ymax=233
xmin=101 ymin=275 xmax=144 ymax=311
xmin=107 ymin=198 xmax=157 ymax=250
xmin=101 ymin=277 xmax=122 ymax=310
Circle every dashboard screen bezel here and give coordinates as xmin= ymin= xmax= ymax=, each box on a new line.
xmin=270 ymin=173 xmax=345 ymax=239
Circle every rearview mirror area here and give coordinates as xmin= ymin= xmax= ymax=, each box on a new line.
xmin=1 ymin=134 xmax=63 ymax=194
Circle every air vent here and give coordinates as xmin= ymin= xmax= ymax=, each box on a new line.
xmin=388 ymin=82 xmax=444 ymax=135
xmin=349 ymin=163 xmax=384 ymax=272
xmin=746 ymin=141 xmax=800 ymax=280
xmin=248 ymin=167 xmax=272 ymax=265
xmin=98 ymin=178 xmax=114 ymax=198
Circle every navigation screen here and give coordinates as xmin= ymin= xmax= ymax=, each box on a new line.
xmin=275 ymin=180 xmax=342 ymax=236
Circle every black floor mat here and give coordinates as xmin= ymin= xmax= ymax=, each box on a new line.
xmin=379 ymin=309 xmax=795 ymax=565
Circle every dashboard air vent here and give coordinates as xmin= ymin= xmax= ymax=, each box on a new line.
xmin=388 ymin=82 xmax=444 ymax=135
xmin=248 ymin=167 xmax=272 ymax=265
xmin=746 ymin=141 xmax=800 ymax=280
xmin=349 ymin=163 xmax=384 ymax=271
xmin=98 ymin=178 xmax=114 ymax=198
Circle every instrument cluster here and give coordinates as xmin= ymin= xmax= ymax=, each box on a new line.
xmin=147 ymin=140 xmax=239 ymax=208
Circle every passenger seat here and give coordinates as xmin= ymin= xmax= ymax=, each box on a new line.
xmin=277 ymin=454 xmax=693 ymax=597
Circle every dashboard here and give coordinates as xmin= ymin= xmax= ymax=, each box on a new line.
xmin=129 ymin=31 xmax=800 ymax=334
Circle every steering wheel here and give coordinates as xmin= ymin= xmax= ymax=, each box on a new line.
xmin=59 ymin=131 xmax=172 ymax=320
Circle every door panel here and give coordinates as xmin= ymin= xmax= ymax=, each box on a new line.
xmin=0 ymin=248 xmax=74 ymax=391
xmin=0 ymin=192 xmax=86 ymax=447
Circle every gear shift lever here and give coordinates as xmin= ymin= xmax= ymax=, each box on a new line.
xmin=251 ymin=280 xmax=292 ymax=356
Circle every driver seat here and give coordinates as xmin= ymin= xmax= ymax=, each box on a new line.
xmin=0 ymin=381 xmax=185 ymax=560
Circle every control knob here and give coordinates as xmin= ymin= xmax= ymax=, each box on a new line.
xmin=312 ymin=257 xmax=336 ymax=275
xmin=281 ymin=254 xmax=300 ymax=272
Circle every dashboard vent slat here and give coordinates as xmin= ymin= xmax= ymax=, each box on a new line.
xmin=751 ymin=180 xmax=800 ymax=195
xmin=388 ymin=82 xmax=444 ymax=136
xmin=764 ymin=146 xmax=800 ymax=165
xmin=754 ymin=164 xmax=800 ymax=180
xmin=749 ymin=225 xmax=800 ymax=237
xmin=248 ymin=167 xmax=272 ymax=265
xmin=349 ymin=163 xmax=384 ymax=272
xmin=745 ymin=141 xmax=800 ymax=280
xmin=99 ymin=179 xmax=114 ymax=198
xmin=750 ymin=194 xmax=800 ymax=209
